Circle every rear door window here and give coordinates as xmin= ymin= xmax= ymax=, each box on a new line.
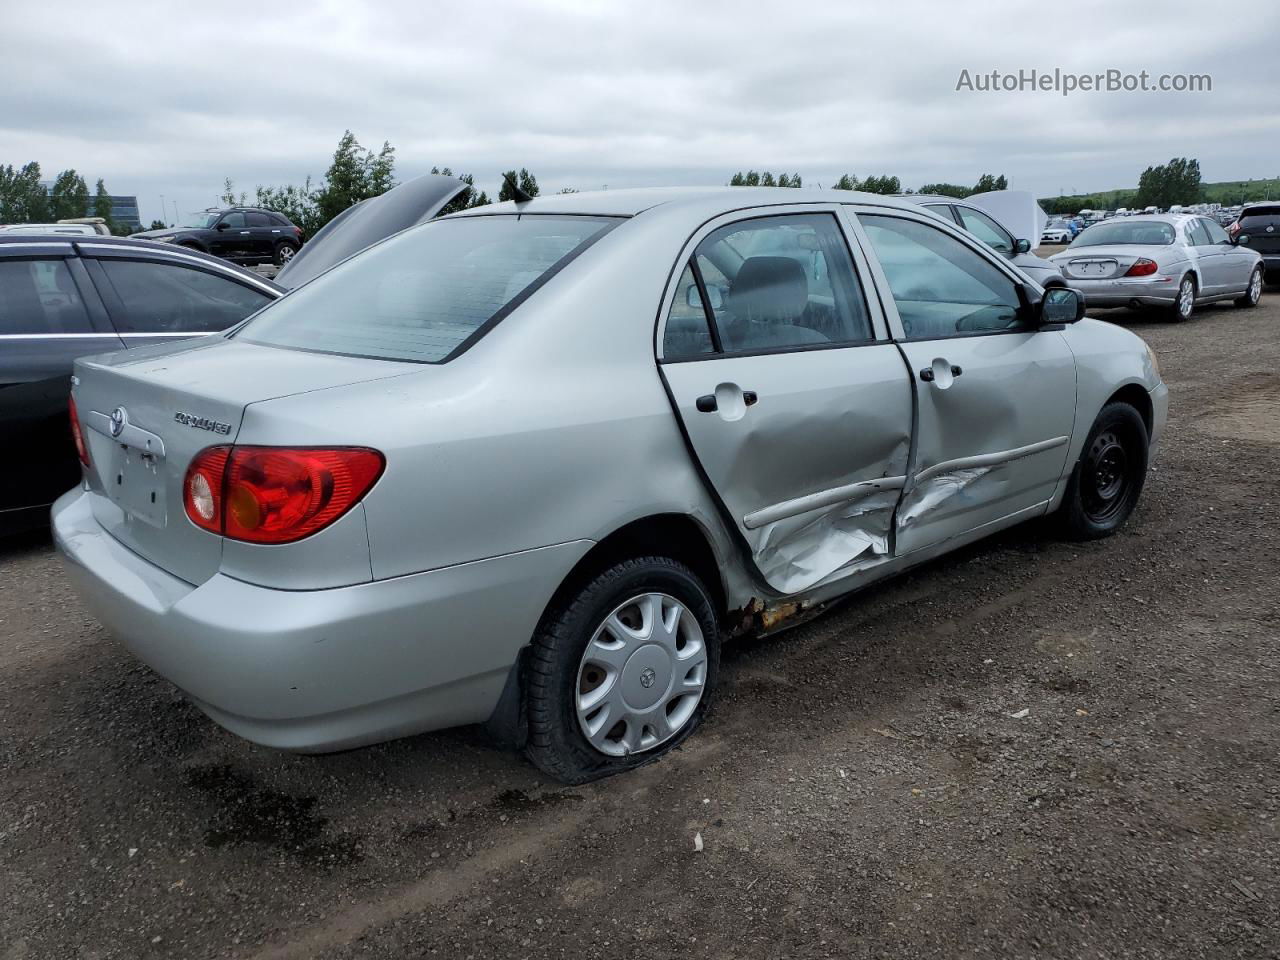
xmin=246 ymin=212 xmax=272 ymax=227
xmin=236 ymin=215 xmax=617 ymax=363
xmin=956 ymin=207 xmax=1015 ymax=256
xmin=98 ymin=259 xmax=272 ymax=333
xmin=0 ymin=258 xmax=92 ymax=334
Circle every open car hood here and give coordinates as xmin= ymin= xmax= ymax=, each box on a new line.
xmin=966 ymin=190 xmax=1049 ymax=251
xmin=274 ymin=173 xmax=469 ymax=289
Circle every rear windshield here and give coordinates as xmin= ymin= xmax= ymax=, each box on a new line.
xmin=1240 ymin=205 xmax=1280 ymax=224
xmin=234 ymin=215 xmax=616 ymax=362
xmin=1069 ymin=220 xmax=1175 ymax=247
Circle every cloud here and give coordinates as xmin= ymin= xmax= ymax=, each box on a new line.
xmin=3 ymin=0 xmax=1277 ymax=223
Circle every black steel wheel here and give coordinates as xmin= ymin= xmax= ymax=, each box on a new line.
xmin=1058 ymin=402 xmax=1149 ymax=540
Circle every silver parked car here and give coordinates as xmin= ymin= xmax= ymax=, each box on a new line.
xmin=1050 ymin=214 xmax=1264 ymax=321
xmin=904 ymin=192 xmax=1068 ymax=290
xmin=54 ymin=184 xmax=1168 ymax=783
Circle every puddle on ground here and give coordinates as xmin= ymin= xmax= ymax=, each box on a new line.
xmin=184 ymin=763 xmax=362 ymax=868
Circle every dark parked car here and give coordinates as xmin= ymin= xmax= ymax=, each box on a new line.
xmin=133 ymin=207 xmax=306 ymax=266
xmin=0 ymin=235 xmax=281 ymax=533
xmin=1228 ymin=203 xmax=1280 ymax=284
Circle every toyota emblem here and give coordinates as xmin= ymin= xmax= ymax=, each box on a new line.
xmin=109 ymin=406 xmax=127 ymax=438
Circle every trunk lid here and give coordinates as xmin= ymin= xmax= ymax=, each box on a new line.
xmin=73 ymin=336 xmax=416 ymax=585
xmin=1053 ymin=244 xmax=1156 ymax=280
xmin=274 ymin=173 xmax=468 ymax=290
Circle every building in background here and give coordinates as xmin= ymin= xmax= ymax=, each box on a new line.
xmin=91 ymin=195 xmax=141 ymax=232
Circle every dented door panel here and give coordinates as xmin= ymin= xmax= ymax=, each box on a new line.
xmin=661 ymin=346 xmax=912 ymax=595
xmin=893 ymin=332 xmax=1076 ymax=554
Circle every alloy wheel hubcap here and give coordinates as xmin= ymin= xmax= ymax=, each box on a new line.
xmin=280 ymin=245 xmax=296 ymax=262
xmin=575 ymin=592 xmax=707 ymax=757
xmin=1179 ymin=280 xmax=1193 ymax=317
xmin=1250 ymin=271 xmax=1262 ymax=302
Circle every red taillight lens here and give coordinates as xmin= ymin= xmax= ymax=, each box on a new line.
xmin=183 ymin=446 xmax=383 ymax=544
xmin=69 ymin=395 xmax=90 ymax=467
xmin=1125 ymin=258 xmax=1158 ymax=277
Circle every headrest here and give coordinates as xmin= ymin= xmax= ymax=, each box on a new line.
xmin=726 ymin=256 xmax=808 ymax=323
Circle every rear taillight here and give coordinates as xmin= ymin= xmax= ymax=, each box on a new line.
xmin=69 ymin=395 xmax=90 ymax=467
xmin=183 ymin=446 xmax=383 ymax=544
xmin=1125 ymin=258 xmax=1158 ymax=277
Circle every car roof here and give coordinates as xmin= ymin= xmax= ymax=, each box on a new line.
xmin=444 ymin=186 xmax=928 ymax=220
xmin=0 ymin=234 xmax=284 ymax=292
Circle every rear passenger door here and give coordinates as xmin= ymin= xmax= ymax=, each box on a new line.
xmin=657 ymin=209 xmax=914 ymax=595
xmin=0 ymin=250 xmax=122 ymax=514
xmin=849 ymin=207 xmax=1077 ymax=556
xmin=245 ymin=211 xmax=277 ymax=261
xmin=83 ymin=253 xmax=275 ymax=347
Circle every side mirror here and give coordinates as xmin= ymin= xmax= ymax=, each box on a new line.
xmin=1040 ymin=286 xmax=1085 ymax=325
xmin=215 ymin=221 xmax=230 ymax=231
xmin=1014 ymin=238 xmax=1032 ymax=254
xmin=1236 ymin=234 xmax=1249 ymax=245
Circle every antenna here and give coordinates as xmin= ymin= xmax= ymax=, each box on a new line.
xmin=503 ymin=171 xmax=534 ymax=204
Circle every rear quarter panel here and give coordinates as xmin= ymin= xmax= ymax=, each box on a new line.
xmin=236 ymin=215 xmax=745 ymax=595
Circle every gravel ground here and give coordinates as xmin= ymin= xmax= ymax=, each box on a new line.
xmin=2 ymin=288 xmax=1278 ymax=959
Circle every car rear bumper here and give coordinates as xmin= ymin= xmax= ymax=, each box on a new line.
xmin=1064 ymin=275 xmax=1181 ymax=307
xmin=53 ymin=488 xmax=591 ymax=752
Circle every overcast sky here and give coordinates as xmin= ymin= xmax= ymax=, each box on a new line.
xmin=4 ymin=0 xmax=1278 ymax=225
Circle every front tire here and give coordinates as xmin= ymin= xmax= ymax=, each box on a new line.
xmin=1057 ymin=402 xmax=1149 ymax=540
xmin=1235 ymin=266 xmax=1263 ymax=308
xmin=525 ymin=557 xmax=720 ymax=784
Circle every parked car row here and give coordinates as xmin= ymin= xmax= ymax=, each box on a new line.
xmin=37 ymin=179 xmax=1168 ymax=783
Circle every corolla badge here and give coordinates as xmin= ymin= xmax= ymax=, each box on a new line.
xmin=173 ymin=412 xmax=233 ymax=435
xmin=109 ymin=406 xmax=127 ymax=438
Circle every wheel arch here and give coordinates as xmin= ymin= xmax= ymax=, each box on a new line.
xmin=483 ymin=512 xmax=727 ymax=750
xmin=1104 ymin=382 xmax=1153 ymax=436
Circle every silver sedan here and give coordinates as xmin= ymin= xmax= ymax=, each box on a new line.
xmin=1050 ymin=214 xmax=1264 ymax=321
xmin=54 ymin=182 xmax=1168 ymax=783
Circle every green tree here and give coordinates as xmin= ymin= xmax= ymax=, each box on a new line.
xmin=0 ymin=161 xmax=51 ymax=222
xmin=971 ymin=173 xmax=1008 ymax=194
xmin=92 ymin=178 xmax=117 ymax=233
xmin=859 ymin=175 xmax=901 ymax=195
xmin=918 ymin=182 xmax=969 ymax=198
xmin=1135 ymin=157 xmax=1202 ymax=209
xmin=833 ymin=174 xmax=859 ymax=191
xmin=498 ymin=168 xmax=540 ymax=201
xmin=255 ymin=177 xmax=320 ymax=236
xmin=49 ymin=169 xmax=90 ymax=220
xmin=219 ymin=177 xmax=248 ymax=206
xmin=147 ymin=219 xmax=167 ymax=230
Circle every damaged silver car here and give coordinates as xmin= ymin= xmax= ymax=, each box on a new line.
xmin=54 ymin=181 xmax=1168 ymax=783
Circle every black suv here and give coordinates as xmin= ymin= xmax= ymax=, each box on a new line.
xmin=1230 ymin=203 xmax=1280 ymax=284
xmin=133 ymin=207 xmax=306 ymax=266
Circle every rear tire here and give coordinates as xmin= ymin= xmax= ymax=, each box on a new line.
xmin=1235 ymin=266 xmax=1263 ymax=308
xmin=274 ymin=241 xmax=298 ymax=266
xmin=524 ymin=556 xmax=720 ymax=784
xmin=1166 ymin=274 xmax=1195 ymax=322
xmin=1057 ymin=402 xmax=1149 ymax=540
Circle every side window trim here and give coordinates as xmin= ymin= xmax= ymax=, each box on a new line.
xmin=688 ymin=256 xmax=723 ymax=354
xmin=841 ymin=205 xmax=1036 ymax=342
xmin=87 ymin=256 xmax=271 ymax=336
xmin=656 ymin=205 xmax=892 ymax=363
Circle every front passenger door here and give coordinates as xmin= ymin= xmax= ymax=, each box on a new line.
xmin=209 ymin=212 xmax=249 ymax=259
xmin=853 ymin=211 xmax=1077 ymax=556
